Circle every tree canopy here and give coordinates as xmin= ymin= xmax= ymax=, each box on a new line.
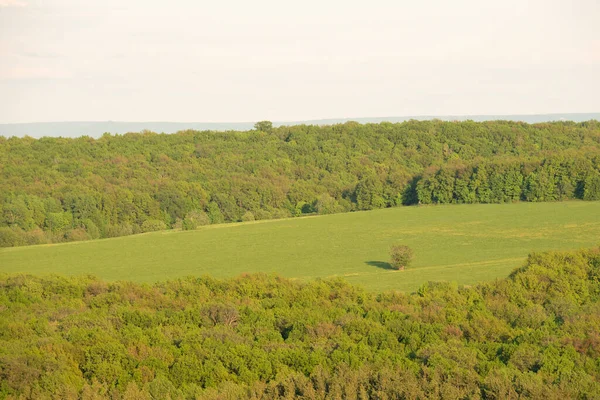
xmin=390 ymin=244 xmax=413 ymax=270
xmin=1 ymin=120 xmax=600 ymax=247
xmin=254 ymin=121 xmax=273 ymax=132
xmin=1 ymin=248 xmax=599 ymax=398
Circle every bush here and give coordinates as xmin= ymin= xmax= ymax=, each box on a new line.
xmin=314 ymin=194 xmax=343 ymax=215
xmin=82 ymin=219 xmax=101 ymax=239
xmin=65 ymin=228 xmax=91 ymax=242
xmin=141 ymin=219 xmax=167 ymax=233
xmin=105 ymin=223 xmax=134 ymax=238
xmin=0 ymin=227 xmax=25 ymax=247
xmin=271 ymin=209 xmax=291 ymax=219
xmin=181 ymin=218 xmax=195 ymax=231
xmin=241 ymin=211 xmax=255 ymax=222
xmin=173 ymin=218 xmax=183 ymax=230
xmin=182 ymin=210 xmax=211 ymax=230
xmin=254 ymin=210 xmax=272 ymax=220
xmin=390 ymin=244 xmax=414 ymax=270
xmin=23 ymin=228 xmax=49 ymax=245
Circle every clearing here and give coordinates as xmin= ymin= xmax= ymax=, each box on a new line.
xmin=2 ymin=202 xmax=599 ymax=292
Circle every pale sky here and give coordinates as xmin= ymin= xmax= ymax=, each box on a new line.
xmin=0 ymin=0 xmax=598 ymax=123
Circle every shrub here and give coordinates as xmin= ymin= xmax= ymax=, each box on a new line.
xmin=254 ymin=210 xmax=272 ymax=220
xmin=241 ymin=211 xmax=255 ymax=222
xmin=314 ymin=194 xmax=343 ymax=215
xmin=181 ymin=218 xmax=195 ymax=231
xmin=390 ymin=244 xmax=414 ymax=270
xmin=23 ymin=228 xmax=49 ymax=245
xmin=0 ymin=227 xmax=25 ymax=247
xmin=65 ymin=228 xmax=90 ymax=242
xmin=141 ymin=219 xmax=167 ymax=233
xmin=271 ymin=209 xmax=291 ymax=219
xmin=105 ymin=223 xmax=134 ymax=238
xmin=82 ymin=219 xmax=101 ymax=239
xmin=182 ymin=210 xmax=211 ymax=230
xmin=173 ymin=218 xmax=183 ymax=230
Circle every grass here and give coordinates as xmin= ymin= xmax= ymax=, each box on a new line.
xmin=1 ymin=201 xmax=600 ymax=292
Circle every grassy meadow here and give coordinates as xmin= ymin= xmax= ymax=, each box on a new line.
xmin=1 ymin=201 xmax=599 ymax=292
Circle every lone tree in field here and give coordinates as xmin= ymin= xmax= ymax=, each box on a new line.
xmin=390 ymin=244 xmax=413 ymax=270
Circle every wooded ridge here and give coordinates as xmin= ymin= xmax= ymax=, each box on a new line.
xmin=1 ymin=120 xmax=599 ymax=247
xmin=1 ymin=248 xmax=599 ymax=398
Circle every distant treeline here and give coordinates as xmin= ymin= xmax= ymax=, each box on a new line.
xmin=1 ymin=120 xmax=600 ymax=247
xmin=1 ymin=248 xmax=599 ymax=398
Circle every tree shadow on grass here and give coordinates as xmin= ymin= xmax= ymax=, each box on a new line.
xmin=365 ymin=261 xmax=395 ymax=270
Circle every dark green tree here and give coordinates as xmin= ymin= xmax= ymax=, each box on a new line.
xmin=390 ymin=244 xmax=414 ymax=270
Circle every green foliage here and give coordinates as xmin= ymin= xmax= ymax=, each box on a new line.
xmin=253 ymin=120 xmax=273 ymax=132
xmin=241 ymin=211 xmax=255 ymax=222
xmin=583 ymin=171 xmax=600 ymax=200
xmin=105 ymin=223 xmax=134 ymax=238
xmin=390 ymin=244 xmax=413 ymax=270
xmin=416 ymin=156 xmax=600 ymax=205
xmin=3 ymin=202 xmax=600 ymax=292
xmin=207 ymin=202 xmax=224 ymax=225
xmin=1 ymin=120 xmax=600 ymax=247
xmin=65 ymin=227 xmax=91 ymax=242
xmin=45 ymin=211 xmax=73 ymax=233
xmin=182 ymin=210 xmax=211 ymax=230
xmin=314 ymin=194 xmax=343 ymax=215
xmin=82 ymin=219 xmax=101 ymax=239
xmin=0 ymin=227 xmax=24 ymax=247
xmin=1 ymin=248 xmax=600 ymax=398
xmin=140 ymin=219 xmax=167 ymax=233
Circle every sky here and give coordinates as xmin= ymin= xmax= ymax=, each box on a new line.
xmin=0 ymin=0 xmax=599 ymax=123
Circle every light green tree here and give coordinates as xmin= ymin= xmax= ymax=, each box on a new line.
xmin=254 ymin=121 xmax=273 ymax=132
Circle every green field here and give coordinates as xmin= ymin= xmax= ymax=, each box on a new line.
xmin=2 ymin=201 xmax=600 ymax=292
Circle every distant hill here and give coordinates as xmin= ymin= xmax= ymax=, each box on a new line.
xmin=0 ymin=113 xmax=599 ymax=138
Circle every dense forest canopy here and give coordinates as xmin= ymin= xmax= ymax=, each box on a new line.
xmin=1 ymin=120 xmax=600 ymax=247
xmin=1 ymin=248 xmax=599 ymax=398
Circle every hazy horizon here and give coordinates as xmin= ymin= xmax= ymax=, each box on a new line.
xmin=2 ymin=113 xmax=599 ymax=138
xmin=1 ymin=111 xmax=600 ymax=125
xmin=1 ymin=112 xmax=600 ymax=125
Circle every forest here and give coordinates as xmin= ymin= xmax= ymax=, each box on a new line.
xmin=1 ymin=248 xmax=599 ymax=399
xmin=1 ymin=120 xmax=600 ymax=247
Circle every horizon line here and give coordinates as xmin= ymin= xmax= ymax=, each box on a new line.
xmin=1 ymin=111 xmax=599 ymax=125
